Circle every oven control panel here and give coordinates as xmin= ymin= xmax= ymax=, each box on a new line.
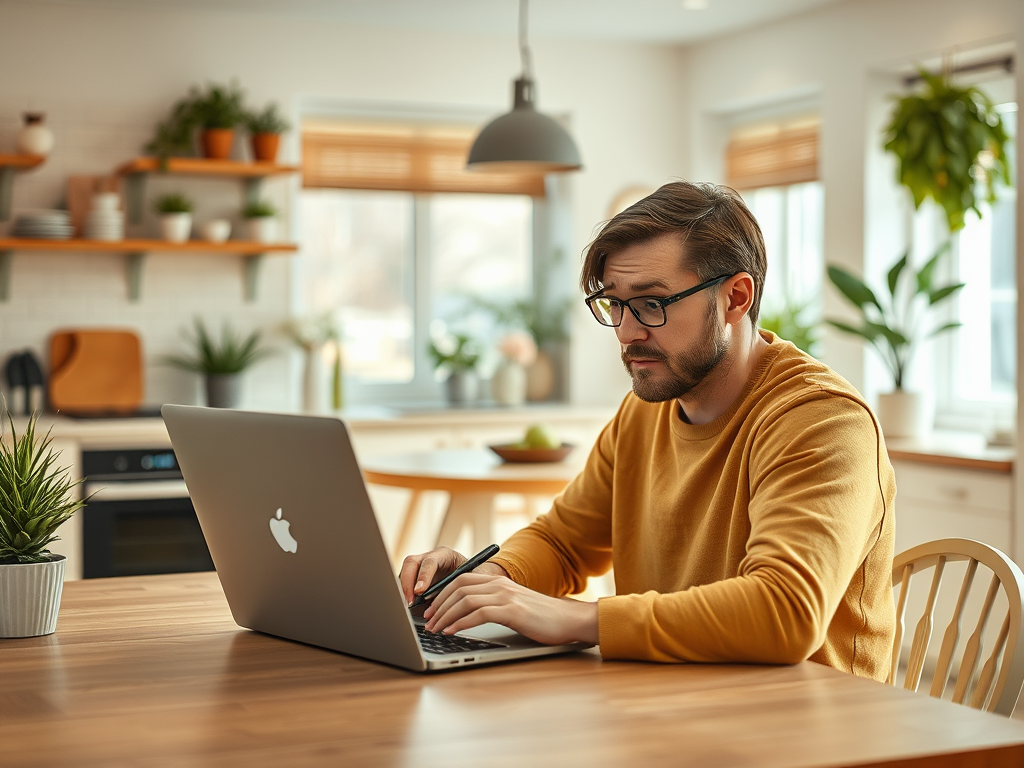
xmin=82 ymin=449 xmax=182 ymax=482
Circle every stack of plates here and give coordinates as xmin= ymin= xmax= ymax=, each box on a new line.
xmin=12 ymin=210 xmax=74 ymax=240
xmin=84 ymin=208 xmax=125 ymax=241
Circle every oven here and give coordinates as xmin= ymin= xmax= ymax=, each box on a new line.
xmin=80 ymin=448 xmax=214 ymax=579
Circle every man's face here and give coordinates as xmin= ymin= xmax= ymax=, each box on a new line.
xmin=600 ymin=234 xmax=729 ymax=403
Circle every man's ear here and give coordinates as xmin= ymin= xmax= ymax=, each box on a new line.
xmin=722 ymin=273 xmax=755 ymax=325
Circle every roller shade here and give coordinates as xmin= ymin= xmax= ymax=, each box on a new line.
xmin=726 ymin=119 xmax=820 ymax=191
xmin=302 ymin=122 xmax=547 ymax=197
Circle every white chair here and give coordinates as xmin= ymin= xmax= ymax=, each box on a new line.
xmin=890 ymin=538 xmax=1024 ymax=716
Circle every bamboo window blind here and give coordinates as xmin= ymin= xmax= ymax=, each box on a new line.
xmin=725 ymin=118 xmax=820 ymax=191
xmin=302 ymin=121 xmax=547 ymax=197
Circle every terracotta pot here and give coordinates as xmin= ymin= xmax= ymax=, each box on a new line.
xmin=201 ymin=128 xmax=235 ymax=160
xmin=251 ymin=133 xmax=280 ymax=162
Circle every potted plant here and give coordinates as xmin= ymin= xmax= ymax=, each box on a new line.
xmin=0 ymin=411 xmax=85 ymax=638
xmin=882 ymin=68 xmax=1011 ymax=232
xmin=245 ymin=103 xmax=291 ymax=163
xmin=492 ymin=331 xmax=536 ymax=406
xmin=826 ymin=242 xmax=965 ymax=438
xmin=154 ymin=192 xmax=193 ymax=243
xmin=191 ymin=82 xmax=246 ymax=160
xmin=428 ymin=328 xmax=481 ymax=405
xmin=243 ymin=199 xmax=278 ymax=243
xmin=163 ymin=318 xmax=271 ymax=408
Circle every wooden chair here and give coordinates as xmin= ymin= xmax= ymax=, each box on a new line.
xmin=890 ymin=538 xmax=1024 ymax=717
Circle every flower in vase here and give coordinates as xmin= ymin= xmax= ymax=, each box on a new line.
xmin=497 ymin=331 xmax=537 ymax=368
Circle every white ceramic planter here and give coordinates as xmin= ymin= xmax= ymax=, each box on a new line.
xmin=200 ymin=219 xmax=231 ymax=243
xmin=0 ymin=556 xmax=66 ymax=638
xmin=17 ymin=113 xmax=55 ymax=156
xmin=160 ymin=213 xmax=192 ymax=243
xmin=491 ymin=360 xmax=527 ymax=406
xmin=876 ymin=390 xmax=931 ymax=439
xmin=246 ymin=217 xmax=277 ymax=243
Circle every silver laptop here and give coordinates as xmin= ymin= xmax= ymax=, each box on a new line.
xmin=161 ymin=404 xmax=591 ymax=672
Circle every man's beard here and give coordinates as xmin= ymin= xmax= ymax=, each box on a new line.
xmin=621 ymin=304 xmax=729 ymax=403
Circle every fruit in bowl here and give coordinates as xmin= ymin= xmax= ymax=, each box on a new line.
xmin=490 ymin=423 xmax=574 ymax=463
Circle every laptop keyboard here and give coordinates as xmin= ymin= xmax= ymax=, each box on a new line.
xmin=415 ymin=624 xmax=506 ymax=655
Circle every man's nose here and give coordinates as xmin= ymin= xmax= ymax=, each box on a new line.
xmin=615 ymin=310 xmax=650 ymax=345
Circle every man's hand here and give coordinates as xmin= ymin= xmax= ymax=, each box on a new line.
xmin=398 ymin=547 xmax=508 ymax=605
xmin=423 ymin=572 xmax=599 ymax=646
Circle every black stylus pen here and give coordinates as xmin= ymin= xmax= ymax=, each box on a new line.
xmin=410 ymin=543 xmax=500 ymax=608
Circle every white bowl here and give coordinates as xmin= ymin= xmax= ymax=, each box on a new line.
xmin=200 ymin=219 xmax=231 ymax=243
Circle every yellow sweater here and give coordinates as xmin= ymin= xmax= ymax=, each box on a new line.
xmin=492 ymin=333 xmax=896 ymax=680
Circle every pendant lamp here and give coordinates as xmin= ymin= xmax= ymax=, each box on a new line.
xmin=466 ymin=0 xmax=582 ymax=173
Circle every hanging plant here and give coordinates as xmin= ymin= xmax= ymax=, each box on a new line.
xmin=882 ymin=68 xmax=1011 ymax=232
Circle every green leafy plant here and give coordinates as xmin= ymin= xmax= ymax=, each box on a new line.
xmin=191 ymin=82 xmax=246 ymax=130
xmin=882 ymin=68 xmax=1011 ymax=232
xmin=0 ymin=412 xmax=86 ymax=564
xmin=154 ymin=192 xmax=193 ymax=214
xmin=428 ymin=332 xmax=480 ymax=375
xmin=163 ymin=318 xmax=271 ymax=375
xmin=143 ymin=81 xmax=247 ymax=162
xmin=759 ymin=301 xmax=819 ymax=357
xmin=245 ymin=104 xmax=291 ymax=135
xmin=826 ymin=242 xmax=965 ymax=390
xmin=242 ymin=199 xmax=277 ymax=219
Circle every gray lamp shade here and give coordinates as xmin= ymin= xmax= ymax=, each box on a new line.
xmin=467 ymin=78 xmax=582 ymax=173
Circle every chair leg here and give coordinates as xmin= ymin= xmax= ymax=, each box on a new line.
xmin=392 ymin=490 xmax=423 ymax=567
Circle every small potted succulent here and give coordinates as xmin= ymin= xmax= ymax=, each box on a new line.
xmin=163 ymin=318 xmax=272 ymax=408
xmin=428 ymin=326 xmax=481 ymax=405
xmin=0 ymin=411 xmax=85 ymax=638
xmin=245 ymin=103 xmax=291 ymax=163
xmin=154 ymin=192 xmax=194 ymax=243
xmin=242 ymin=199 xmax=278 ymax=243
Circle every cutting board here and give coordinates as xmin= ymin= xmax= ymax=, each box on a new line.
xmin=49 ymin=330 xmax=143 ymax=414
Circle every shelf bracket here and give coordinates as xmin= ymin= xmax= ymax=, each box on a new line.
xmin=243 ymin=253 xmax=264 ymax=303
xmin=243 ymin=177 xmax=264 ymax=208
xmin=126 ymin=252 xmax=145 ymax=302
xmin=0 ymin=167 xmax=14 ymax=222
xmin=0 ymin=249 xmax=11 ymax=301
xmin=124 ymin=173 xmax=147 ymax=225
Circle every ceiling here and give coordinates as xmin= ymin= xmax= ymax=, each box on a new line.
xmin=19 ymin=0 xmax=850 ymax=44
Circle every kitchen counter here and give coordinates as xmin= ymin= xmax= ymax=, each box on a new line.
xmin=885 ymin=430 xmax=1014 ymax=473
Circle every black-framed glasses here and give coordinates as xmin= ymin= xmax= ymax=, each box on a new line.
xmin=585 ymin=273 xmax=734 ymax=328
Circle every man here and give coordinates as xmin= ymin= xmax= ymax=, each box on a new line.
xmin=401 ymin=181 xmax=896 ymax=680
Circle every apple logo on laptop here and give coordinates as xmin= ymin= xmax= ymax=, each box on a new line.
xmin=269 ymin=508 xmax=298 ymax=553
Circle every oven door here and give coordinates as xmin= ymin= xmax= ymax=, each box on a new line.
xmin=82 ymin=480 xmax=214 ymax=579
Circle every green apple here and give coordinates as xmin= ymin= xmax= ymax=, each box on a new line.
xmin=522 ymin=423 xmax=560 ymax=450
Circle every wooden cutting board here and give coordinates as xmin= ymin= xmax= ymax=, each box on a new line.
xmin=49 ymin=330 xmax=143 ymax=414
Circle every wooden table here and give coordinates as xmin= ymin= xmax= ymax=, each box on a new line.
xmin=362 ymin=448 xmax=581 ymax=557
xmin=5 ymin=573 xmax=1024 ymax=767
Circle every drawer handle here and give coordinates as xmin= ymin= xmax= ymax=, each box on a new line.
xmin=939 ymin=487 xmax=969 ymax=501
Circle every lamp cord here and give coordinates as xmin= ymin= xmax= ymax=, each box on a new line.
xmin=519 ymin=0 xmax=533 ymax=80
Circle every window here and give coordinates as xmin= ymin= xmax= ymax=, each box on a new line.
xmin=299 ymin=119 xmax=541 ymax=404
xmin=936 ymin=98 xmax=1017 ymax=428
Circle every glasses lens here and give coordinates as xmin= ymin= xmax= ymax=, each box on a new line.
xmin=590 ymin=297 xmax=620 ymax=326
xmin=631 ymin=298 xmax=665 ymax=327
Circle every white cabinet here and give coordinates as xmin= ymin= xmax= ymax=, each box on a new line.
xmin=891 ymin=460 xmax=1013 ymax=558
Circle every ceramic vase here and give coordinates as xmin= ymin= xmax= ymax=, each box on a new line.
xmin=491 ymin=359 xmax=527 ymax=406
xmin=526 ymin=349 xmax=556 ymax=402
xmin=205 ymin=373 xmax=242 ymax=408
xmin=251 ymin=133 xmax=280 ymax=162
xmin=445 ymin=371 xmax=478 ymax=406
xmin=246 ymin=217 xmax=277 ymax=243
xmin=160 ymin=213 xmax=192 ymax=243
xmin=302 ymin=345 xmax=326 ymax=413
xmin=876 ymin=390 xmax=930 ymax=439
xmin=17 ymin=113 xmax=54 ymax=156
xmin=0 ymin=556 xmax=66 ymax=638
xmin=201 ymin=128 xmax=235 ymax=159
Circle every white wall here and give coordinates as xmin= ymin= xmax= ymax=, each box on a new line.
xmin=0 ymin=0 xmax=687 ymax=410
xmin=684 ymin=0 xmax=1023 ymax=401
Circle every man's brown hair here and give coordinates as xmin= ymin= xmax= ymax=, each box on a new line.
xmin=581 ymin=181 xmax=767 ymax=325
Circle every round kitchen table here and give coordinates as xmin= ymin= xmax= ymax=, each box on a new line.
xmin=361 ymin=448 xmax=582 ymax=561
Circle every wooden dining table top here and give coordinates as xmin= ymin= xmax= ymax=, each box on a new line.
xmin=4 ymin=571 xmax=1024 ymax=768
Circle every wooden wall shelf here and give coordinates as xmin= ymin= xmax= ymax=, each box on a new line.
xmin=114 ymin=157 xmax=301 ymax=224
xmin=0 ymin=238 xmax=298 ymax=303
xmin=0 ymin=153 xmax=46 ymax=222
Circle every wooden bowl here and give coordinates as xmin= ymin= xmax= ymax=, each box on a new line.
xmin=488 ymin=443 xmax=575 ymax=463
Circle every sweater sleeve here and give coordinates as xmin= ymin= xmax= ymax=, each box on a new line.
xmin=598 ymin=395 xmax=890 ymax=664
xmin=490 ymin=412 xmax=619 ymax=596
